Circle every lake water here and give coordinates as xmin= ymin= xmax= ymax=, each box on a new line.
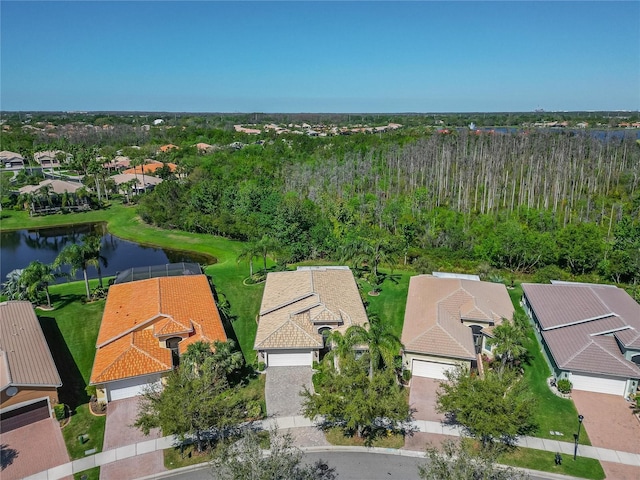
xmin=0 ymin=223 xmax=213 ymax=284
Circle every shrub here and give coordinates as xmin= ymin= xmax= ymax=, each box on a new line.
xmin=54 ymin=403 xmax=66 ymax=421
xmin=257 ymin=361 xmax=266 ymax=372
xmin=556 ymin=379 xmax=572 ymax=394
xmin=402 ymin=369 xmax=412 ymax=382
xmin=85 ymin=385 xmax=97 ymax=398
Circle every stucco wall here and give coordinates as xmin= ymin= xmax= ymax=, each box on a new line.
xmin=1 ymin=386 xmax=58 ymax=410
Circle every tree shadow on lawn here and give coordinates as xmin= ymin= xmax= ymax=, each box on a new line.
xmin=38 ymin=316 xmax=89 ymax=411
xmin=51 ymin=291 xmax=87 ymax=310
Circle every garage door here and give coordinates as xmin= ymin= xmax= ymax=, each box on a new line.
xmin=107 ymin=375 xmax=162 ymax=401
xmin=412 ymin=360 xmax=455 ymax=380
xmin=0 ymin=399 xmax=50 ymax=432
xmin=570 ymin=373 xmax=627 ymax=396
xmin=267 ymin=351 xmax=312 ymax=367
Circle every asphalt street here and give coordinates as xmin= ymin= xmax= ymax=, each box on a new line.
xmin=154 ymin=451 xmax=573 ymax=480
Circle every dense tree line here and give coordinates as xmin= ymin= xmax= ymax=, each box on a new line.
xmin=135 ymin=130 xmax=640 ymax=288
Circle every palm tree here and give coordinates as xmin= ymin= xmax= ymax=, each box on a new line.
xmin=2 ymin=269 xmax=26 ymax=300
xmin=21 ymin=261 xmax=56 ymax=308
xmin=257 ymin=235 xmax=279 ymax=273
xmin=236 ymin=242 xmax=261 ymax=277
xmin=324 ymin=329 xmax=360 ymax=371
xmin=346 ymin=313 xmax=403 ymax=380
xmin=492 ymin=318 xmax=528 ymax=374
xmin=54 ymin=234 xmax=106 ymax=300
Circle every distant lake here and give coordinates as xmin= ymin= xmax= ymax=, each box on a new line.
xmin=0 ymin=223 xmax=214 ymax=284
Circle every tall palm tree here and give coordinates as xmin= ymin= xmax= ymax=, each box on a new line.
xmin=492 ymin=318 xmax=528 ymax=374
xmin=54 ymin=234 xmax=106 ymax=300
xmin=324 ymin=329 xmax=360 ymax=371
xmin=21 ymin=261 xmax=56 ymax=308
xmin=346 ymin=313 xmax=403 ymax=380
xmin=236 ymin=242 xmax=261 ymax=277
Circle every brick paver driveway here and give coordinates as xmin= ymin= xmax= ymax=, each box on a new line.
xmin=265 ymin=366 xmax=329 ymax=447
xmin=100 ymin=397 xmax=165 ymax=480
xmin=572 ymin=390 xmax=640 ymax=480
xmin=404 ymin=376 xmax=452 ymax=451
xmin=408 ymin=376 xmax=446 ymax=422
xmin=0 ymin=417 xmax=70 ymax=480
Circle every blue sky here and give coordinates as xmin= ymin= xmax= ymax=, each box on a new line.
xmin=1 ymin=1 xmax=638 ymax=112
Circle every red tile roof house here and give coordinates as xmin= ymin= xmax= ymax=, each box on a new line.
xmin=522 ymin=282 xmax=640 ymax=397
xmin=0 ymin=301 xmax=62 ymax=431
xmin=90 ymin=275 xmax=227 ymax=402
xmin=254 ymin=266 xmax=368 ymax=367
xmin=401 ymin=275 xmax=514 ymax=379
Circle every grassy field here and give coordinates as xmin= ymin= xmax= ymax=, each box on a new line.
xmin=508 ymin=285 xmax=591 ymax=445
xmin=362 ymin=269 xmax=411 ymax=337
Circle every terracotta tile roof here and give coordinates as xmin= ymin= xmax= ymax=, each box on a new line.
xmin=402 ymin=276 xmax=514 ymax=360
xmin=90 ymin=275 xmax=226 ymax=384
xmin=523 ymin=282 xmax=640 ymax=379
xmin=0 ymin=301 xmax=62 ymax=389
xmin=123 ymin=162 xmax=177 ymax=175
xmin=254 ymin=267 xmax=368 ymax=350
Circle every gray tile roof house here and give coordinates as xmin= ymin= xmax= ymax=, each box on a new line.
xmin=522 ymin=282 xmax=640 ymax=397
xmin=254 ymin=266 xmax=368 ymax=367
xmin=0 ymin=301 xmax=62 ymax=431
xmin=401 ymin=275 xmax=514 ymax=379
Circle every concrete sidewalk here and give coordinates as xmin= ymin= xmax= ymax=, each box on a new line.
xmin=23 ymin=416 xmax=640 ymax=480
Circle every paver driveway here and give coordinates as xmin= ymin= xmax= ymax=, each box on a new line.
xmin=408 ymin=376 xmax=446 ymax=422
xmin=265 ymin=366 xmax=314 ymax=417
xmin=100 ymin=397 xmax=165 ymax=480
xmin=265 ymin=366 xmax=329 ymax=447
xmin=0 ymin=417 xmax=70 ymax=480
xmin=571 ymin=390 xmax=640 ymax=480
xmin=404 ymin=376 xmax=453 ymax=451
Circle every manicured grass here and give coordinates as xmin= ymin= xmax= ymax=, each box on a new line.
xmin=74 ymin=467 xmax=100 ymax=480
xmin=61 ymin=404 xmax=106 ymax=460
xmin=165 ymin=444 xmax=212 ymax=469
xmin=36 ymin=280 xmax=107 ymax=459
xmin=498 ymin=446 xmax=605 ymax=480
xmin=362 ymin=269 xmax=411 ymax=337
xmin=325 ymin=427 xmax=405 ymax=449
xmin=508 ymin=285 xmax=591 ymax=445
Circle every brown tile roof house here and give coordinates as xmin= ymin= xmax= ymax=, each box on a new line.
xmin=18 ymin=178 xmax=83 ymax=195
xmin=0 ymin=301 xmax=62 ymax=431
xmin=0 ymin=150 xmax=25 ymax=168
xmin=254 ymin=266 xmax=368 ymax=367
xmin=522 ymin=282 xmax=640 ymax=397
xmin=401 ymin=275 xmax=514 ymax=379
xmin=90 ymin=275 xmax=227 ymax=402
xmin=33 ymin=150 xmax=69 ymax=168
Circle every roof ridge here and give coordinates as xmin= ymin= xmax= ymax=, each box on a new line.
xmin=260 ymin=292 xmax=317 ymax=316
xmin=563 ymin=340 xmax=594 ymax=366
xmin=97 ymin=313 xmax=165 ymax=347
xmin=590 ymin=337 xmax=640 ymax=374
xmin=257 ymin=316 xmax=321 ymax=348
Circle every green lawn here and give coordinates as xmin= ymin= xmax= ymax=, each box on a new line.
xmin=498 ymin=446 xmax=605 ymax=480
xmin=362 ymin=269 xmax=412 ymax=337
xmin=37 ymin=280 xmax=107 ymax=460
xmin=74 ymin=467 xmax=100 ymax=480
xmin=508 ymin=285 xmax=591 ymax=445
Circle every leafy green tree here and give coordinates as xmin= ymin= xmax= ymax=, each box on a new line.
xmin=301 ymin=359 xmax=412 ymax=443
xmin=135 ymin=340 xmax=247 ymax=453
xmin=236 ymin=242 xmax=261 ymax=277
xmin=557 ymin=223 xmax=603 ymax=275
xmin=436 ymin=366 xmax=537 ymax=449
xmin=210 ymin=430 xmax=336 ymax=480
xmin=418 ymin=439 xmax=529 ymax=480
xmin=20 ymin=261 xmax=56 ymax=308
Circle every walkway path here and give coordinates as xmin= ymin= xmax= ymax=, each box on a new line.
xmin=23 ymin=416 xmax=640 ymax=480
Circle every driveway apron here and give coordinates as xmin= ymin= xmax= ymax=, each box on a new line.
xmin=265 ymin=366 xmax=329 ymax=446
xmin=571 ymin=390 xmax=640 ymax=480
xmin=100 ymin=397 xmax=165 ymax=480
xmin=0 ymin=417 xmax=71 ymax=480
